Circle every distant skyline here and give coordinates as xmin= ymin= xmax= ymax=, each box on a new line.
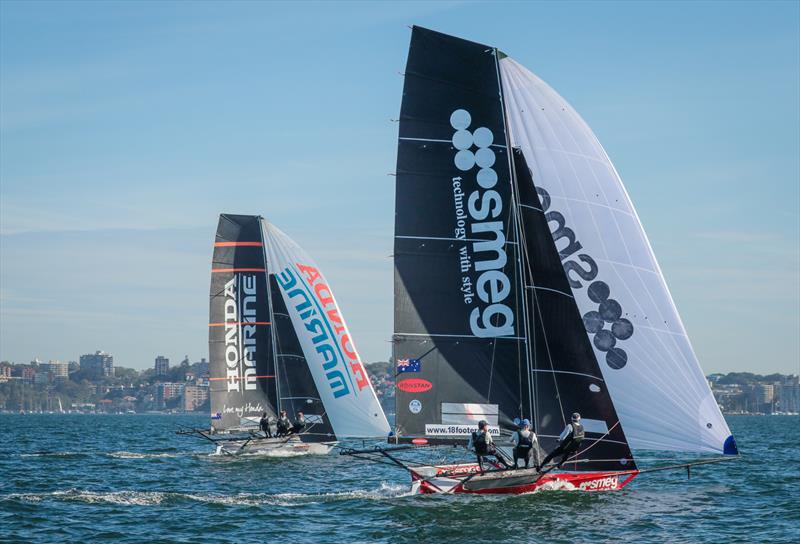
xmin=1 ymin=1 xmax=798 ymax=373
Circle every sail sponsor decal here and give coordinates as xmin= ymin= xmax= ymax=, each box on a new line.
xmin=425 ymin=424 xmax=500 ymax=437
xmin=222 ymin=273 xmax=260 ymax=392
xmin=449 ymin=108 xmax=514 ymax=339
xmin=397 ymin=378 xmax=433 ymax=393
xmin=536 ymin=186 xmax=635 ymax=369
xmin=409 ymin=400 xmax=422 ymax=414
xmin=275 ymin=263 xmax=370 ymax=399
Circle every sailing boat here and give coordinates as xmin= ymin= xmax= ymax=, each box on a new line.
xmin=343 ymin=27 xmax=738 ymax=493
xmin=186 ymin=214 xmax=390 ymax=456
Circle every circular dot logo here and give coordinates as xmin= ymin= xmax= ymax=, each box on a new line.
xmin=582 ymin=311 xmax=605 ymax=334
xmin=408 ymin=399 xmax=422 ymax=414
xmin=611 ymin=318 xmax=634 ymax=340
xmin=473 ymin=126 xmax=493 ymax=148
xmin=477 ymin=168 xmax=498 ymax=189
xmin=474 ymin=147 xmax=496 ymax=169
xmin=450 ymin=109 xmax=471 ymax=130
xmin=593 ymin=329 xmax=616 ymax=351
xmin=452 ymin=129 xmax=474 ymax=150
xmin=599 ymin=299 xmax=622 ymax=322
xmin=454 ymin=150 xmax=476 ymax=171
xmin=606 ymin=347 xmax=628 ymax=369
xmin=587 ymin=281 xmax=610 ymax=303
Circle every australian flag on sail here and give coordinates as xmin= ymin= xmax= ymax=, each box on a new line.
xmin=397 ymin=358 xmax=421 ymax=373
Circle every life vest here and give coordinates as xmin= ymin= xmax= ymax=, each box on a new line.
xmin=515 ymin=431 xmax=533 ymax=450
xmin=277 ymin=417 xmax=291 ymax=432
xmin=472 ymin=431 xmax=489 ymax=455
xmin=566 ymin=422 xmax=585 ymax=445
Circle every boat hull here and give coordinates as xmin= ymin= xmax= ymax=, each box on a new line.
xmin=215 ymin=436 xmax=336 ymax=456
xmin=410 ymin=463 xmax=638 ymax=494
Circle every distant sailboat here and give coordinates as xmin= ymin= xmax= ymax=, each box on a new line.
xmin=184 ymin=214 xmax=389 ymax=455
xmin=344 ymin=26 xmax=738 ymax=493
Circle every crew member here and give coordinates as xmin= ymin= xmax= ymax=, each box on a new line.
xmin=538 ymin=412 xmax=585 ymax=471
xmin=275 ymin=410 xmax=292 ymax=437
xmin=291 ymin=411 xmax=306 ymax=434
xmin=511 ymin=419 xmax=537 ymax=469
xmin=468 ymin=420 xmax=511 ymax=471
xmin=259 ymin=412 xmax=272 ymax=438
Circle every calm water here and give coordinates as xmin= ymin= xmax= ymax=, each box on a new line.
xmin=0 ymin=414 xmax=797 ymax=543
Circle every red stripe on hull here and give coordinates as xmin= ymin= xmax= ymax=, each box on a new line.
xmin=413 ymin=464 xmax=638 ymax=494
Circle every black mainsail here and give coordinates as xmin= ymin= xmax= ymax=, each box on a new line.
xmin=209 ymin=214 xmax=276 ymax=431
xmin=393 ymin=27 xmax=634 ymax=472
xmin=208 ymin=214 xmax=334 ymax=441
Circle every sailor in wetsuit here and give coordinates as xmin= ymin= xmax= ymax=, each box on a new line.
xmin=259 ymin=412 xmax=272 ymax=438
xmin=538 ymin=412 xmax=585 ymax=471
xmin=511 ymin=419 xmax=537 ymax=469
xmin=291 ymin=411 xmax=306 ymax=434
xmin=275 ymin=410 xmax=292 ymax=437
xmin=468 ymin=420 xmax=511 ymax=471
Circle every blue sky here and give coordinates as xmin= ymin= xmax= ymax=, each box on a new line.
xmin=1 ymin=1 xmax=797 ymax=373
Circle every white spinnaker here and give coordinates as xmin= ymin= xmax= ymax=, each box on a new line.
xmin=500 ymin=57 xmax=734 ymax=455
xmin=263 ymin=222 xmax=390 ymax=438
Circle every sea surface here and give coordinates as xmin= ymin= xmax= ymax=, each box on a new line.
xmin=0 ymin=414 xmax=797 ymax=543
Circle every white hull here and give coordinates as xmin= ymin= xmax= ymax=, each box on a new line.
xmin=214 ymin=435 xmax=336 ymax=456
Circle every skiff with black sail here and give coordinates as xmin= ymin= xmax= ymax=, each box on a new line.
xmin=342 ymin=27 xmax=739 ymax=493
xmin=182 ymin=214 xmax=390 ymax=456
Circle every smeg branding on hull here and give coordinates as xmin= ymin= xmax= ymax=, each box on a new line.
xmin=223 ymin=274 xmax=258 ymax=393
xmin=449 ymin=108 xmax=514 ymax=339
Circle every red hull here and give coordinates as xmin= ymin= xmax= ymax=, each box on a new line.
xmin=411 ymin=463 xmax=638 ymax=494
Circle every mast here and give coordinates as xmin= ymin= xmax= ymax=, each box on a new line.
xmin=261 ymin=218 xmax=282 ymax=415
xmin=494 ymin=46 xmax=535 ymax=428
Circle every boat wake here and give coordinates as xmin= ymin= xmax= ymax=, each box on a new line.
xmin=106 ymin=451 xmax=181 ymax=459
xmin=1 ymin=483 xmax=412 ymax=507
xmin=18 ymin=451 xmax=88 ymax=459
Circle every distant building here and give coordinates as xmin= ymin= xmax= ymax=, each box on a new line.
xmin=40 ymin=360 xmax=69 ymax=380
xmin=0 ymin=365 xmax=11 ymax=381
xmin=778 ymin=375 xmax=800 ymax=413
xmin=156 ymin=382 xmax=183 ymax=409
xmin=183 ymin=384 xmax=209 ymax=411
xmin=194 ymin=358 xmax=209 ymax=375
xmin=751 ymin=384 xmax=774 ymax=413
xmin=154 ymin=356 xmax=170 ymax=376
xmin=80 ymin=351 xmax=114 ymax=379
xmin=16 ymin=367 xmax=36 ymax=384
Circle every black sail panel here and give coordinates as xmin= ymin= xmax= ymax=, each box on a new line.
xmin=394 ymin=27 xmax=526 ymax=443
xmin=514 ymin=149 xmax=636 ymax=471
xmin=209 ymin=214 xmax=276 ymax=431
xmin=269 ymin=276 xmax=336 ymax=442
